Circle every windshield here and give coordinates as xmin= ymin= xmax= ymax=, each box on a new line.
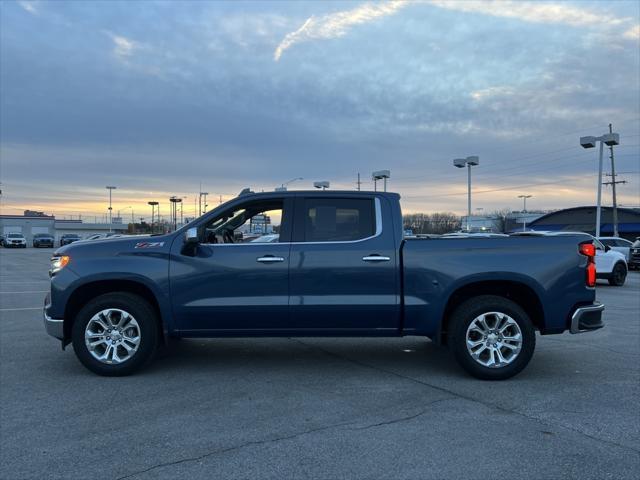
xmin=7 ymin=233 xmax=23 ymax=238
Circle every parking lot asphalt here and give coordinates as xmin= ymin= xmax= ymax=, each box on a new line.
xmin=1 ymin=247 xmax=639 ymax=479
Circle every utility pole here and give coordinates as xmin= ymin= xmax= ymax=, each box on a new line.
xmin=606 ymin=123 xmax=623 ymax=237
xmin=357 ymin=173 xmax=361 ymax=191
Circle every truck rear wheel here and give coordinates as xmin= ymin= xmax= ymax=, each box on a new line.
xmin=448 ymin=295 xmax=535 ymax=380
xmin=71 ymin=292 xmax=159 ymax=376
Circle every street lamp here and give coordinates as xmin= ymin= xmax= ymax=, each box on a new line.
xmin=147 ymin=201 xmax=158 ymax=234
xmin=580 ymin=131 xmax=620 ymax=237
xmin=106 ymin=186 xmax=117 ymax=232
xmin=314 ymin=181 xmax=330 ymax=190
xmin=276 ymin=177 xmax=303 ymax=192
xmin=169 ymin=196 xmax=182 ymax=231
xmin=518 ymin=194 xmax=532 ymax=213
xmin=372 ymin=170 xmax=390 ymax=192
xmin=453 ymin=156 xmax=479 ymax=232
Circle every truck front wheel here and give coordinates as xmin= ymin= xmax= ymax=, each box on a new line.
xmin=448 ymin=295 xmax=535 ymax=380
xmin=71 ymin=292 xmax=159 ymax=376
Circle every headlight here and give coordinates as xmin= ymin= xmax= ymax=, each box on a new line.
xmin=50 ymin=255 xmax=70 ymax=275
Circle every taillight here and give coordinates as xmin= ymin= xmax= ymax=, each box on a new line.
xmin=579 ymin=242 xmax=596 ymax=287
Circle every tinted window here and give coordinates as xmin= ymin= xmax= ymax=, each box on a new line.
xmin=600 ymin=239 xmax=615 ymax=246
xmin=303 ymin=198 xmax=375 ymax=242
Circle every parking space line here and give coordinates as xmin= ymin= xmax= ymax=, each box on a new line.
xmin=0 ymin=291 xmax=48 ymax=294
xmin=0 ymin=307 xmax=41 ymax=311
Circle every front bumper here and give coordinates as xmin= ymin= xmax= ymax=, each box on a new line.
xmin=570 ymin=302 xmax=604 ymax=334
xmin=43 ymin=295 xmax=64 ymax=340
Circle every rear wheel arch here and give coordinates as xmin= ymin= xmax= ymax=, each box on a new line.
xmin=63 ymin=280 xmax=166 ymax=345
xmin=440 ymin=280 xmax=545 ymax=344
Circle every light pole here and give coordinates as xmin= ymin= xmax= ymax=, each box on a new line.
xmin=372 ymin=170 xmax=390 ymax=192
xmin=106 ymin=186 xmax=116 ymax=232
xmin=453 ymin=156 xmax=479 ymax=232
xmin=169 ymin=196 xmax=182 ymax=231
xmin=148 ymin=201 xmax=158 ymax=234
xmin=580 ymin=131 xmax=620 ymax=237
xmin=518 ymin=194 xmax=532 ymax=213
xmin=276 ymin=177 xmax=303 ymax=192
xmin=518 ymin=195 xmax=532 ymax=231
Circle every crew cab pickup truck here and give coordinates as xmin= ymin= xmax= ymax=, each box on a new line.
xmin=44 ymin=190 xmax=604 ymax=379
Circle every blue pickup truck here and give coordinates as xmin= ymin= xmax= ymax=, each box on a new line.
xmin=44 ymin=190 xmax=604 ymax=379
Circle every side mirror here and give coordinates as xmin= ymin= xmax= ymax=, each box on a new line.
xmin=184 ymin=227 xmax=199 ymax=244
xmin=604 ymin=245 xmax=611 ymax=252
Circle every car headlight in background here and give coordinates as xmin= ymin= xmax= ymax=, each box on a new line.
xmin=50 ymin=256 xmax=70 ymax=275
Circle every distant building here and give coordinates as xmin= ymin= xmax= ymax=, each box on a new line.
xmin=0 ymin=214 xmax=128 ymax=244
xmin=23 ymin=210 xmax=51 ymax=217
xmin=525 ymin=206 xmax=640 ymax=240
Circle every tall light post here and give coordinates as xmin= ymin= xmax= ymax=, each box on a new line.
xmin=372 ymin=170 xmax=390 ymax=192
xmin=148 ymin=201 xmax=158 ymax=234
xmin=518 ymin=195 xmax=532 ymax=232
xmin=453 ymin=156 xmax=479 ymax=232
xmin=106 ymin=186 xmax=117 ymax=232
xmin=169 ymin=196 xmax=182 ymax=231
xmin=518 ymin=194 xmax=532 ymax=212
xmin=276 ymin=177 xmax=303 ymax=192
xmin=580 ymin=132 xmax=620 ymax=237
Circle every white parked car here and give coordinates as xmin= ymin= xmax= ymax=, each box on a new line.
xmin=512 ymin=231 xmax=628 ymax=286
xmin=3 ymin=233 xmax=27 ymax=248
xmin=598 ymin=237 xmax=633 ymax=261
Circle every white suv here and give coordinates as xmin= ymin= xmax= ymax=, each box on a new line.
xmin=3 ymin=233 xmax=27 ymax=248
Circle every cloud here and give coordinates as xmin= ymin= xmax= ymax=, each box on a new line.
xmin=274 ymin=0 xmax=408 ymax=61
xmin=104 ymin=31 xmax=137 ymax=58
xmin=624 ymin=24 xmax=640 ymax=40
xmin=18 ymin=1 xmax=38 ymax=15
xmin=427 ymin=0 xmax=630 ymax=28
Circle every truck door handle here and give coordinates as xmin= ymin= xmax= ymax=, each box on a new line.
xmin=256 ymin=256 xmax=285 ymax=263
xmin=362 ymin=255 xmax=391 ymax=262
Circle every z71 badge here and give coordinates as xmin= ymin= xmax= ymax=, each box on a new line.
xmin=135 ymin=241 xmax=165 ymax=249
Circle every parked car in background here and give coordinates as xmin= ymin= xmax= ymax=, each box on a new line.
xmin=513 ymin=231 xmax=628 ymax=286
xmin=60 ymin=234 xmax=82 ymax=246
xmin=0 ymin=234 xmax=5 ymax=247
xmin=249 ymin=234 xmax=280 ymax=243
xmin=3 ymin=233 xmax=27 ymax=248
xmin=33 ymin=233 xmax=55 ymax=248
xmin=45 ymin=190 xmax=604 ymax=379
xmin=629 ymin=238 xmax=640 ymax=270
xmin=84 ymin=233 xmax=124 ymax=241
xmin=598 ymin=237 xmax=633 ymax=261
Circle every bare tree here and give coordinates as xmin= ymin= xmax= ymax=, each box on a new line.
xmin=491 ymin=208 xmax=511 ymax=233
xmin=403 ymin=212 xmax=461 ymax=234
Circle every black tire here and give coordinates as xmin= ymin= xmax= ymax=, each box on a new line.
xmin=72 ymin=292 xmax=159 ymax=376
xmin=608 ymin=262 xmax=627 ymax=286
xmin=448 ymin=295 xmax=536 ymax=380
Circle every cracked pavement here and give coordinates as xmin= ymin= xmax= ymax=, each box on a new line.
xmin=1 ymin=248 xmax=639 ymax=479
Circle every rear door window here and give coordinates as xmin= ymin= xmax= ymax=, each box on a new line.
xmin=303 ymin=198 xmax=375 ymax=242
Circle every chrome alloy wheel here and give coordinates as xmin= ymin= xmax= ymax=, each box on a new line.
xmin=465 ymin=312 xmax=523 ymax=368
xmin=84 ymin=309 xmax=141 ymax=365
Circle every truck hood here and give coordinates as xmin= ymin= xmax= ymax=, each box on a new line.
xmin=55 ymin=233 xmax=174 ymax=256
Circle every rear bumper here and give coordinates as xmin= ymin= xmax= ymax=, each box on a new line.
xmin=570 ymin=302 xmax=604 ymax=334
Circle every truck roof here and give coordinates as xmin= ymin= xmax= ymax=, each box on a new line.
xmin=237 ymin=189 xmax=400 ymax=199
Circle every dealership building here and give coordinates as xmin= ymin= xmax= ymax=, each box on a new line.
xmin=525 ymin=206 xmax=640 ymax=240
xmin=0 ymin=213 xmax=128 ymax=245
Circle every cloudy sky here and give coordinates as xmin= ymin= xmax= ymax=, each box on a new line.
xmin=1 ymin=0 xmax=639 ymax=220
